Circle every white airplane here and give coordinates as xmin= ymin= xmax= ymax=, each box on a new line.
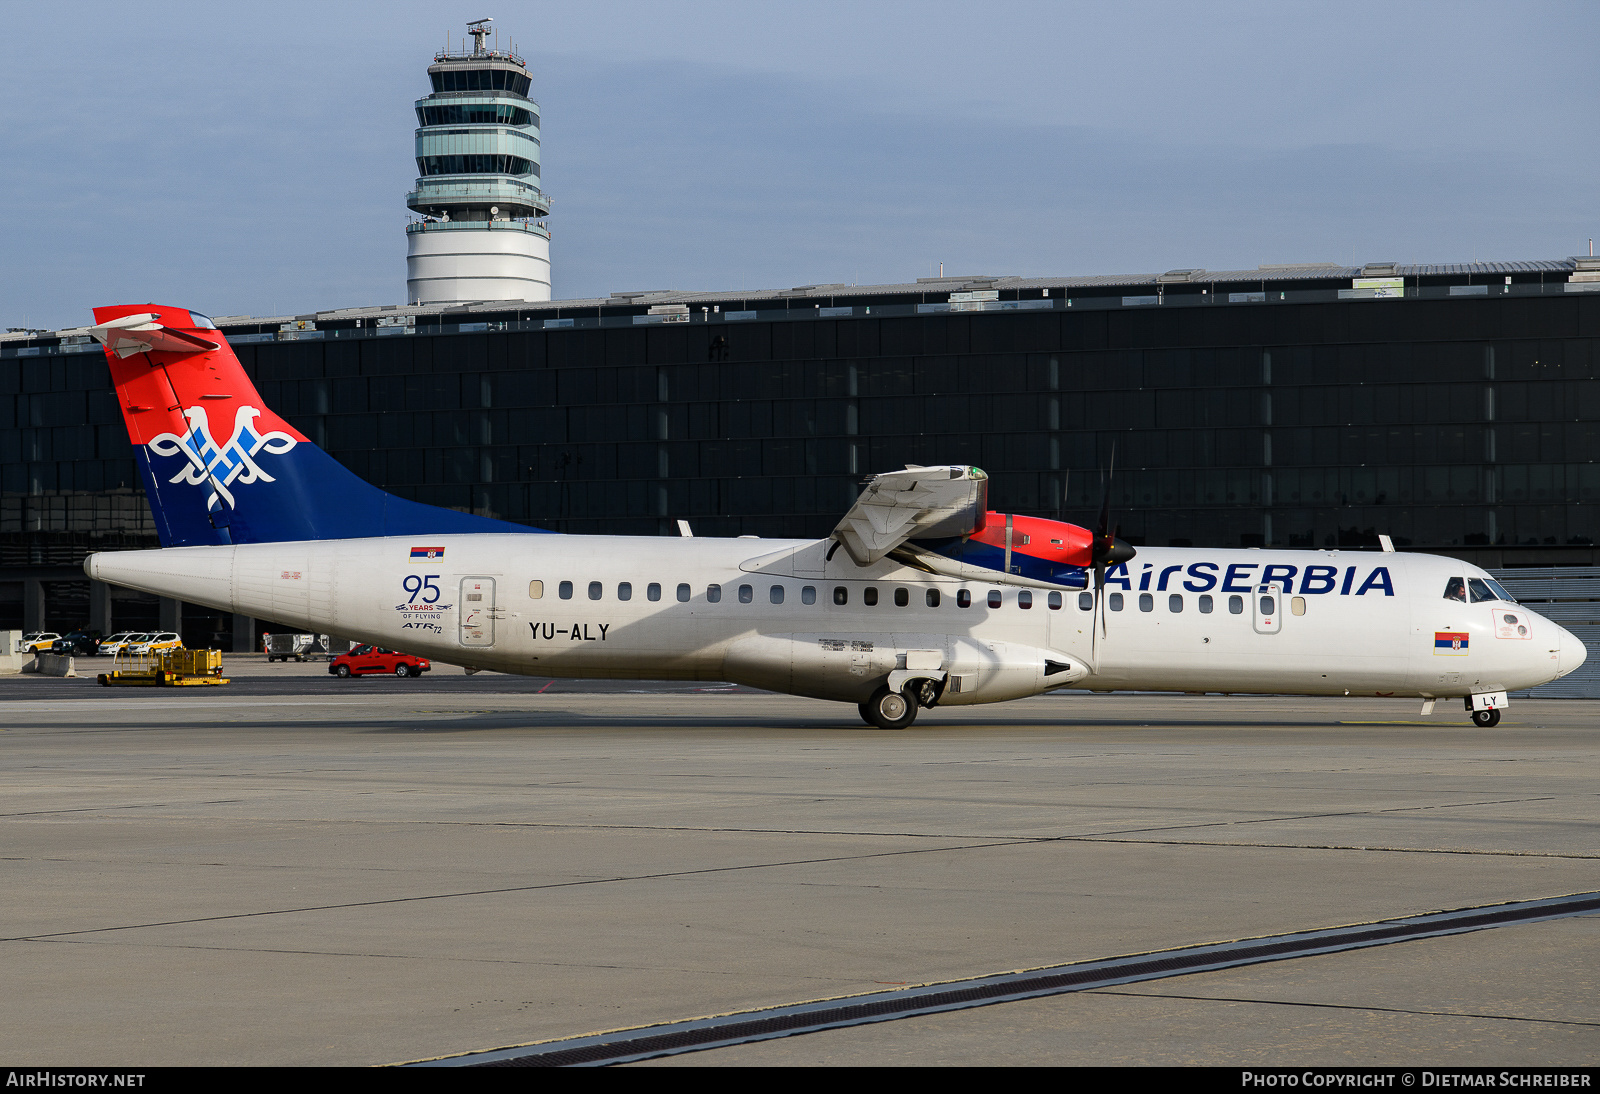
xmin=83 ymin=305 xmax=1587 ymax=728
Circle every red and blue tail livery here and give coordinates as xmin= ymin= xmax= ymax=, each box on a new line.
xmin=90 ymin=304 xmax=549 ymax=548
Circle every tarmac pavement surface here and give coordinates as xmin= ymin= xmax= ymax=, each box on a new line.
xmin=1 ymin=658 xmax=1595 ymax=1066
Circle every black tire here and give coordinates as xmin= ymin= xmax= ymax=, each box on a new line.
xmin=395 ymin=664 xmax=409 ymax=677
xmin=336 ymin=664 xmax=351 ymax=678
xmin=1472 ymin=708 xmax=1501 ymax=728
xmin=863 ymin=686 xmax=918 ymax=730
xmin=857 ymin=702 xmax=876 ymax=727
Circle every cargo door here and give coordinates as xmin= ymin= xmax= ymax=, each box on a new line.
xmin=459 ymin=577 xmax=497 ymax=647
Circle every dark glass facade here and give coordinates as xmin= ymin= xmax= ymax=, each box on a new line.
xmin=416 ymin=104 xmax=538 ymax=128
xmin=418 ymin=154 xmax=537 ymax=177
xmin=427 ymin=68 xmax=531 ymax=96
xmin=4 ymin=276 xmax=1599 ymax=633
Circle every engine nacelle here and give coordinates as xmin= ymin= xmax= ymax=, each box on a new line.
xmin=905 ymin=512 xmax=1095 ymax=588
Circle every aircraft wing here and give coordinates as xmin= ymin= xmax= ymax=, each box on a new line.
xmin=830 ymin=465 xmax=988 ymax=565
xmin=89 ymin=313 xmax=219 ymax=359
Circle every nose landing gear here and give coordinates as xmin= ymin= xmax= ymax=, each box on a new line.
xmin=1466 ymin=694 xmax=1505 ymax=728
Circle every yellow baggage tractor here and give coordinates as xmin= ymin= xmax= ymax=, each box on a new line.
xmin=98 ymin=648 xmax=229 ymax=687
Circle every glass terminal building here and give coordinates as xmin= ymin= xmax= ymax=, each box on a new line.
xmin=3 ymin=258 xmax=1599 ymax=680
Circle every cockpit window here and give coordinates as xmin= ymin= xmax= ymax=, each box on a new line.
xmin=1443 ymin=577 xmax=1467 ymax=602
xmin=1482 ymin=578 xmax=1516 ymax=604
xmin=1468 ymin=577 xmax=1511 ymax=603
xmin=186 ymin=310 xmax=217 ymax=329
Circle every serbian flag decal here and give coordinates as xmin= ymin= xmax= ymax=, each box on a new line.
xmin=1434 ymin=631 xmax=1469 ymax=655
xmin=410 ymin=546 xmax=446 ymax=562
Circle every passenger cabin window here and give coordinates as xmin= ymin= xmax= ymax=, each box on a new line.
xmin=1228 ymin=595 xmax=1244 ymax=615
xmin=617 ymin=582 xmax=632 ymax=601
xmin=1018 ymin=591 xmax=1033 ymax=609
xmin=1078 ymin=592 xmax=1093 ymax=611
xmin=926 ymin=589 xmax=941 ymax=608
xmin=987 ymin=590 xmax=1002 ymax=609
xmin=1139 ymin=593 xmax=1153 ymax=612
xmin=1259 ymin=595 xmax=1276 ymax=616
xmin=589 ymin=581 xmax=603 ymax=601
xmin=1291 ymin=596 xmax=1306 ymax=616
xmin=833 ymin=586 xmax=848 ymax=605
xmin=802 ymin=586 xmax=816 ymax=605
xmin=1048 ymin=592 xmax=1061 ymax=610
xmin=1199 ymin=594 xmax=1213 ymax=614
xmin=528 ymin=580 xmax=544 ymax=599
xmin=559 ymin=580 xmax=573 ymax=600
xmin=864 ymin=587 xmax=879 ymax=606
xmin=676 ymin=583 xmax=691 ymax=602
xmin=1169 ymin=594 xmax=1182 ymax=613
xmin=770 ymin=585 xmax=784 ymax=604
xmin=647 ymin=583 xmax=661 ymax=602
xmin=738 ymin=584 xmax=753 ymax=603
xmin=958 ymin=590 xmax=972 ymax=608
xmin=1109 ymin=592 xmax=1124 ymax=611
xmin=707 ymin=584 xmax=722 ymax=603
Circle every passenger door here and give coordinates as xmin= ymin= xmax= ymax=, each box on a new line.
xmin=1252 ymin=583 xmax=1284 ymax=635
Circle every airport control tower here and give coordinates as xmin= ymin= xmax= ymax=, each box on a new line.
xmin=406 ymin=19 xmax=552 ymax=303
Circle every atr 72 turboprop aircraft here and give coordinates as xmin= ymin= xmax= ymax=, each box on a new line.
xmin=83 ymin=304 xmax=1586 ymax=728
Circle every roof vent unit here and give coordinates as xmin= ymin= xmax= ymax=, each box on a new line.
xmin=1570 ymin=257 xmax=1600 ymax=283
xmin=1360 ymin=262 xmax=1399 ymax=276
xmin=1157 ymin=269 xmax=1203 ymax=283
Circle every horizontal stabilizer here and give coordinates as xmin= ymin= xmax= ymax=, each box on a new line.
xmin=831 ymin=464 xmax=988 ymax=565
xmin=90 ymin=314 xmax=220 ymax=359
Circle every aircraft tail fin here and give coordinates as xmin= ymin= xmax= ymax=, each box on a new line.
xmin=91 ymin=304 xmax=548 ymax=547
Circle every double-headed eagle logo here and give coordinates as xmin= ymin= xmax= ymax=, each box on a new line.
xmin=147 ymin=405 xmax=297 ymax=511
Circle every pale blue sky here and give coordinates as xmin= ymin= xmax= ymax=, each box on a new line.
xmin=2 ymin=0 xmax=1595 ymax=329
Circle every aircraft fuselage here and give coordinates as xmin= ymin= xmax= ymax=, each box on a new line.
xmin=87 ymin=536 xmax=1582 ymax=707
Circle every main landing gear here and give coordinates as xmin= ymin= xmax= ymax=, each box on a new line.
xmin=859 ymin=685 xmax=919 ymax=730
xmin=1471 ymin=707 xmax=1501 ymax=728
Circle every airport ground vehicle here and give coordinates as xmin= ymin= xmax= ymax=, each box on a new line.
xmin=95 ymin=632 xmax=142 ymax=656
xmin=126 ymin=632 xmax=182 ymax=656
xmin=264 ymin=633 xmax=335 ymax=662
xmin=81 ymin=305 xmax=1587 ymax=728
xmin=18 ymin=632 xmax=61 ymax=654
xmin=50 ymin=630 xmax=102 ymax=656
xmin=329 ymin=645 xmax=430 ymax=678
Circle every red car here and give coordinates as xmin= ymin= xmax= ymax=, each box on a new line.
xmin=329 ymin=645 xmax=431 ymax=678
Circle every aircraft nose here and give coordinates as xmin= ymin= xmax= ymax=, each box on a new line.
xmin=1556 ymin=625 xmax=1588 ymax=679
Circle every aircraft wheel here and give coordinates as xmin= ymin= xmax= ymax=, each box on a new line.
xmin=336 ymin=664 xmax=351 ymax=678
xmin=863 ymin=686 xmax=918 ymax=730
xmin=1472 ymin=708 xmax=1501 ymax=728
